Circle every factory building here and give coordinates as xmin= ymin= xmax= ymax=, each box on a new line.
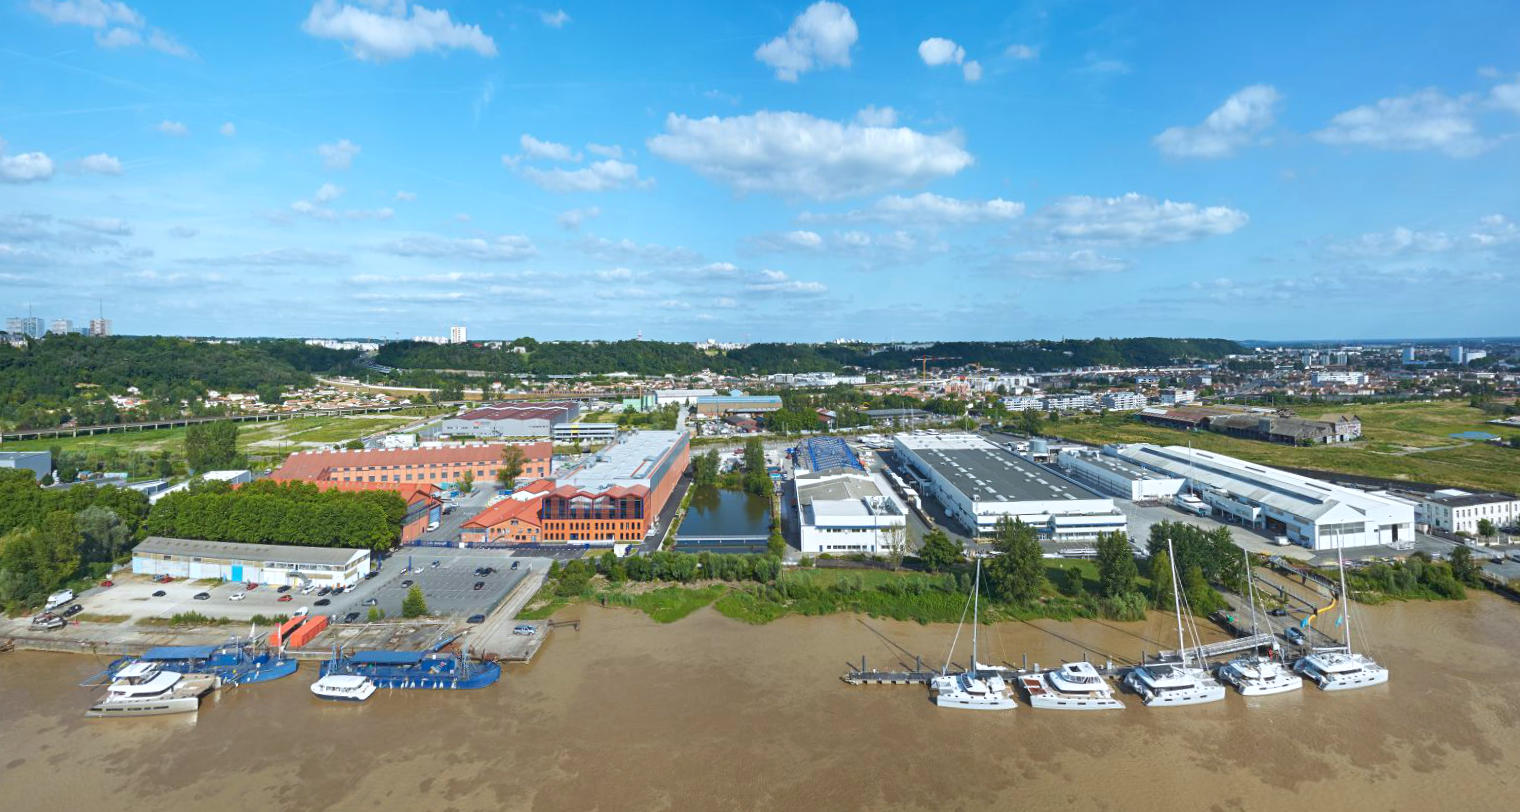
xmin=0 ymin=450 xmax=52 ymax=481
xmin=794 ymin=469 xmax=908 ymax=555
xmin=440 ymin=401 xmax=581 ymax=437
xmin=270 ymin=442 xmax=552 ymax=487
xmin=551 ymin=423 xmax=619 ymax=443
xmin=1111 ymin=444 xmax=1415 ymax=549
xmin=654 ymin=388 xmax=716 ymax=407
xmin=1055 ymin=449 xmax=1186 ymax=502
xmin=695 ymin=394 xmax=783 ymax=416
xmin=892 ymin=433 xmax=1125 ymax=540
xmin=131 ymin=536 xmax=371 ymax=588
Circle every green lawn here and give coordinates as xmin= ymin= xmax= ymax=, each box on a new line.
xmin=3 ymin=412 xmax=429 ymax=457
xmin=1053 ymin=400 xmax=1520 ymax=494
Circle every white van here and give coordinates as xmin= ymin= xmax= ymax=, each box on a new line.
xmin=45 ymin=589 xmax=75 ymax=610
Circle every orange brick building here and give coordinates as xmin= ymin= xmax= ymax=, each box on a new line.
xmin=270 ymin=442 xmax=552 ymax=488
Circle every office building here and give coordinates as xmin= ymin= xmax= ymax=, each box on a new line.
xmin=538 ymin=430 xmax=689 ymax=542
xmin=1099 ymin=392 xmax=1148 ymax=411
xmin=0 ymin=450 xmax=52 ymax=481
xmin=695 ymin=394 xmax=783 ymax=416
xmin=1111 ymin=444 xmax=1415 ymax=549
xmin=6 ymin=316 xmax=43 ymax=338
xmin=89 ymin=317 xmax=111 ymax=337
xmin=270 ymin=442 xmax=552 ymax=487
xmin=1419 ymin=489 xmax=1519 ymax=536
xmin=892 ymin=433 xmax=1125 ymax=540
xmin=1157 ymin=388 xmax=1197 ymax=406
xmin=450 ymin=325 xmax=467 ymax=343
xmin=48 ymin=319 xmax=73 ymax=335
xmin=440 ymin=402 xmax=581 ymax=437
xmin=551 ymin=423 xmax=619 ymax=443
xmin=1312 ymin=371 xmax=1368 ymax=386
xmin=1402 ymin=347 xmax=1416 ymax=364
xmin=132 ymin=536 xmax=370 ymax=588
xmin=795 ymin=468 xmax=908 ymax=554
xmin=1056 ymin=449 xmax=1186 ymax=502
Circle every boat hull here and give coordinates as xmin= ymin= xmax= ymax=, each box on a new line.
xmin=1019 ymin=675 xmax=1124 ymax=710
xmin=1298 ymin=666 xmax=1390 ymax=691
xmin=1124 ymin=671 xmax=1227 ymax=707
xmin=318 ymin=659 xmax=501 ymax=690
xmin=1217 ymin=663 xmax=1303 ymax=696
xmin=933 ymin=694 xmax=1018 ymax=710
xmin=86 ymin=696 xmax=202 ymax=717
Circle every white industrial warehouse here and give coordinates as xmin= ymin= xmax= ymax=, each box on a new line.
xmin=1056 ymin=448 xmax=1186 ymax=502
xmin=131 ymin=537 xmax=371 ymax=588
xmin=1110 ymin=444 xmax=1416 ymax=550
xmin=794 ymin=469 xmax=909 ymax=555
xmin=893 ymin=433 xmax=1125 ymax=540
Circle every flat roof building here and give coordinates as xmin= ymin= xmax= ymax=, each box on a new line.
xmin=1056 ymin=449 xmax=1186 ymax=502
xmin=0 ymin=450 xmax=51 ymax=481
xmin=695 ymin=394 xmax=783 ymax=416
xmin=270 ymin=442 xmax=552 ymax=487
xmin=441 ymin=401 xmax=581 ymax=438
xmin=131 ymin=536 xmax=371 ymax=588
xmin=1111 ymin=443 xmax=1415 ymax=550
xmin=795 ymin=468 xmax=907 ymax=555
xmin=893 ymin=433 xmax=1124 ymax=540
xmin=1418 ymin=489 xmax=1519 ymax=537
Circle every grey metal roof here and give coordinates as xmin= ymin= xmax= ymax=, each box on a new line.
xmin=133 ymin=536 xmax=368 ymax=566
xmin=905 ymin=442 xmax=1101 ymax=503
xmin=796 ymin=471 xmax=884 ymax=504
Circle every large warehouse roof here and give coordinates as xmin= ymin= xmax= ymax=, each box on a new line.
xmin=897 ymin=434 xmax=1100 ymax=503
xmin=134 ymin=536 xmax=368 ymax=566
xmin=557 ymin=430 xmax=687 ymax=491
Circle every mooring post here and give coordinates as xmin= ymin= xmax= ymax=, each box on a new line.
xmin=862 ymin=655 xmax=867 ymax=673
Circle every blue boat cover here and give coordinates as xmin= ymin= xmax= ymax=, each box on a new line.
xmin=142 ymin=645 xmax=219 ymax=660
xmin=350 ymin=650 xmax=425 ymax=665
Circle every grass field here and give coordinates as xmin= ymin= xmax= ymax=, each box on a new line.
xmin=1053 ymin=400 xmax=1520 ymax=494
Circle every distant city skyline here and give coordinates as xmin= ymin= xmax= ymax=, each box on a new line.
xmin=2 ymin=2 xmax=1517 ymax=340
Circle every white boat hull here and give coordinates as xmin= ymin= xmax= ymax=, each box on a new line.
xmin=1294 ymin=661 xmax=1390 ymax=692
xmin=933 ymin=693 xmax=1018 ymax=710
xmin=1019 ymin=675 xmax=1124 ymax=710
xmin=86 ymin=695 xmax=203 ymax=717
xmin=1217 ymin=662 xmax=1303 ymax=696
xmin=1124 ymin=670 xmax=1226 ymax=707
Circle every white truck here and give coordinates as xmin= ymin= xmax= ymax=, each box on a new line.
xmin=45 ymin=589 xmax=75 ymax=611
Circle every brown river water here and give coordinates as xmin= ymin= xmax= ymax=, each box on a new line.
xmin=2 ymin=596 xmax=1518 ymax=811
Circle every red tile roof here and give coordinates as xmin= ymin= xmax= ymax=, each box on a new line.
xmin=462 ymin=494 xmax=545 ymax=529
xmin=270 ymin=442 xmax=552 ymax=481
xmin=310 ymin=480 xmax=442 ymax=505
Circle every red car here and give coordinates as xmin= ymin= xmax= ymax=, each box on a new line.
xmin=99 ymin=579 xmax=114 ymax=588
xmin=244 ymin=582 xmax=258 ymax=590
xmin=154 ymin=575 xmax=173 ymax=583
xmin=277 ymin=594 xmax=293 ymax=602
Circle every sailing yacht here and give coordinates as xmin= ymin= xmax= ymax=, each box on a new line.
xmin=85 ymin=662 xmax=219 ymax=718
xmin=1217 ymin=550 xmax=1303 ymax=696
xmin=1294 ymin=536 xmax=1389 ymax=691
xmin=1019 ymin=661 xmax=1124 ymax=710
xmin=930 ymin=559 xmax=1016 ymax=711
xmin=1123 ymin=539 xmax=1226 ymax=707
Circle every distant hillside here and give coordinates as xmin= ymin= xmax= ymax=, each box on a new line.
xmin=374 ymin=337 xmax=1244 ymax=377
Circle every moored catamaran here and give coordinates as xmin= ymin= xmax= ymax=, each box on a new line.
xmin=319 ymin=634 xmax=501 ymax=690
xmin=929 ymin=558 xmax=1016 ymax=711
xmin=1294 ymin=532 xmax=1389 ymax=691
xmin=1123 ymin=539 xmax=1227 ymax=707
xmin=1216 ymin=550 xmax=1302 ymax=697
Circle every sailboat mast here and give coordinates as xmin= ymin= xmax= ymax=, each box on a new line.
xmin=971 ymin=559 xmax=981 ymax=669
xmin=1336 ymin=528 xmax=1353 ymax=651
xmin=1168 ymin=539 xmax=1187 ymax=666
xmin=1242 ymin=549 xmax=1259 ymax=637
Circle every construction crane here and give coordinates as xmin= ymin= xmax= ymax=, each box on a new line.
xmin=911 ymin=355 xmax=959 ymax=380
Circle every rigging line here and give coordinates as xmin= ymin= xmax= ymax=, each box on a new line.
xmin=942 ymin=572 xmax=974 ymax=674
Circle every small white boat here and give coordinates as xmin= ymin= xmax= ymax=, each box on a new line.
xmin=930 ymin=560 xmax=1015 ymax=711
xmin=86 ymin=662 xmax=218 ymax=718
xmin=1020 ymin=661 xmax=1124 ymax=710
xmin=311 ymin=674 xmax=376 ymax=702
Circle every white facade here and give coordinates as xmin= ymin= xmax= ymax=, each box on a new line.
xmin=1158 ymin=388 xmax=1196 ymax=406
xmin=654 ymin=388 xmax=716 ymax=406
xmin=893 ymin=433 xmax=1125 ymax=540
xmin=1420 ymin=489 xmax=1520 ymax=535
xmin=1112 ymin=444 xmax=1415 ymax=550
xmin=1099 ymin=392 xmax=1148 ymax=411
xmin=1056 ymin=450 xmax=1185 ymax=501
xmin=450 ymin=325 xmax=468 ymax=343
xmin=1043 ymin=394 xmax=1097 ymax=411
xmin=1001 ymin=395 xmax=1044 ymax=411
xmin=131 ymin=536 xmax=370 ymax=587
xmin=795 ymin=470 xmax=908 ymax=554
xmin=1312 ymin=371 xmax=1367 ymax=386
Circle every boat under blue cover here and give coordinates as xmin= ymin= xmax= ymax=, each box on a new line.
xmin=93 ymin=642 xmax=299 ymax=686
xmin=318 ymin=649 xmax=500 ymax=690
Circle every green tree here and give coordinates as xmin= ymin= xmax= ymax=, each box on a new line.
xmin=458 ymin=469 xmax=474 ymax=495
xmin=257 ymin=384 xmax=284 ymax=405
xmin=1016 ymin=409 xmax=1043 ymax=436
xmin=1149 ymin=548 xmax=1175 ymax=610
xmin=75 ymin=505 xmax=131 ymax=563
xmin=343 ymin=439 xmax=365 ymax=450
xmin=496 ymin=444 xmax=528 ymax=488
xmin=401 ymin=584 xmax=428 ymax=617
xmin=184 ymin=420 xmax=239 ymax=472
xmin=1182 ymin=564 xmax=1225 ymax=615
xmin=985 ymin=517 xmax=1045 ymax=603
xmin=1095 ymin=531 xmax=1139 ymax=598
xmin=366 ymin=606 xmax=384 ymax=622
xmin=1449 ymin=544 xmax=1481 ymax=586
xmin=916 ymin=529 xmax=963 ymax=572
xmin=1476 ymin=518 xmax=1497 ymax=542
xmin=692 ymin=449 xmax=721 ymax=487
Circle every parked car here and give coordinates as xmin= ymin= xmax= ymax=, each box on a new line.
xmin=1268 ymin=607 xmax=1289 ymax=617
xmin=278 ymin=594 xmax=293 ymax=602
xmin=512 ymin=624 xmax=536 ymax=636
xmin=293 ymin=606 xmax=310 ymax=617
xmin=361 ymin=598 xmax=378 ymax=606
xmin=426 ymin=521 xmax=440 ymax=532
xmin=154 ymin=575 xmax=173 ymax=584
xmin=467 ymin=614 xmax=486 ymax=624
xmin=32 ymin=615 xmax=65 ymax=631
xmin=510 ymin=561 xmax=519 ymax=571
xmin=61 ymin=603 xmax=84 ymax=618
xmin=473 ymin=581 xmax=485 ymax=591
xmin=430 ymin=560 xmax=440 ymax=568
xmin=1285 ymin=627 xmax=1306 ymax=645
xmin=228 ymin=592 xmax=246 ymax=601
xmin=401 ymin=580 xmax=414 ymax=588
xmin=151 ymin=590 xmax=166 ymax=597
xmin=342 ymin=612 xmax=361 ymax=623
xmin=277 ymin=585 xmax=291 ymax=593
xmin=99 ymin=579 xmax=114 ymax=588
xmin=317 ymin=587 xmax=332 ymax=597
xmin=301 ymin=584 xmax=317 ymax=595
xmin=314 ymin=598 xmax=331 ymax=606
xmin=244 ymin=582 xmax=258 ymax=591
xmin=193 ymin=592 xmax=211 ymax=601
xmin=364 ymin=570 xmax=379 ymax=579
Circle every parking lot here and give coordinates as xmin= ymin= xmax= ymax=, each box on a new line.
xmin=346 ymin=548 xmax=539 ymax=621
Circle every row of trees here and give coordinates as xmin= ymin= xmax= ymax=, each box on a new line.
xmin=549 ymin=550 xmax=785 ymax=596
xmin=145 ymin=480 xmax=405 ymax=551
xmin=185 ymin=420 xmax=242 ymax=472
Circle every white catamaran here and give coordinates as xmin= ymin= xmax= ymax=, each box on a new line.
xmin=1123 ymin=540 xmax=1226 ymax=707
xmin=1294 ymin=534 xmax=1389 ymax=691
xmin=1217 ymin=550 xmax=1303 ymax=696
xmin=930 ymin=559 xmax=1016 ymax=711
xmin=85 ymin=662 xmax=219 ymax=718
xmin=1019 ymin=660 xmax=1124 ymax=710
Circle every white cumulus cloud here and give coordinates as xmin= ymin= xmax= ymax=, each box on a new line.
xmin=1154 ymin=84 xmax=1281 ymax=159
xmin=1035 ymin=193 xmax=1248 ymax=244
xmin=586 ymin=143 xmax=624 ymax=159
xmin=1004 ymin=43 xmax=1038 ymax=60
xmin=156 ymin=120 xmax=187 ymax=136
xmin=317 ymin=138 xmax=361 ymax=169
xmin=755 ymin=1 xmax=857 ymax=82
xmin=557 ymin=206 xmax=601 ymax=229
xmin=78 ymin=153 xmax=123 ymax=174
xmin=1314 ymin=88 xmax=1487 ymax=158
xmin=918 ymin=37 xmax=964 ymax=66
xmin=853 ymin=105 xmax=897 ymax=127
xmin=382 ymin=233 xmax=536 ymax=262
xmin=30 ymin=0 xmax=193 ymax=57
xmin=745 ymin=268 xmax=827 ymax=295
xmin=538 ymin=8 xmax=569 ymax=28
xmin=519 ymin=134 xmax=580 ymax=162
xmin=647 ymin=110 xmax=973 ymax=200
xmin=301 ymin=0 xmax=497 ymax=61
xmin=521 ymin=159 xmax=646 ymax=193
xmin=0 ymin=137 xmax=54 ymax=183
xmin=801 ymin=192 xmax=1023 ymax=225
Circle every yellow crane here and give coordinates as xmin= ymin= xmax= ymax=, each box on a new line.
xmin=911 ymin=355 xmax=959 ymax=380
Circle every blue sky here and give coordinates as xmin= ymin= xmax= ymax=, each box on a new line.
xmin=2 ymin=1 xmax=1518 ymax=342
